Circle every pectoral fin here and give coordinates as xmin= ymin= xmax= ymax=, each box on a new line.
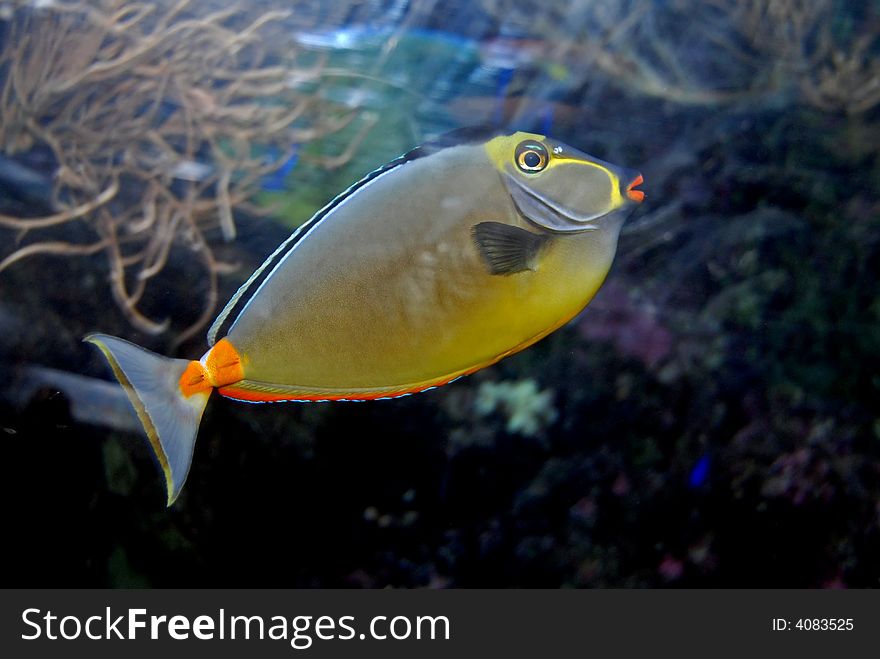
xmin=471 ymin=222 xmax=550 ymax=275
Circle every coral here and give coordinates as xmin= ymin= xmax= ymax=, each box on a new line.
xmin=481 ymin=0 xmax=880 ymax=114
xmin=800 ymin=29 xmax=880 ymax=115
xmin=578 ymin=281 xmax=672 ymax=369
xmin=0 ymin=0 xmax=363 ymax=341
xmin=475 ymin=378 xmax=558 ymax=438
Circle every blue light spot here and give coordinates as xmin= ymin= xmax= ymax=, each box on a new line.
xmin=261 ymin=147 xmax=300 ymax=192
xmin=540 ymin=104 xmax=555 ymax=136
xmin=688 ymin=455 xmax=710 ymax=489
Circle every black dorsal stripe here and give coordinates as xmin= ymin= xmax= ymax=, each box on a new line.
xmin=403 ymin=125 xmax=502 ymax=160
xmin=207 ymin=126 xmax=501 ymax=345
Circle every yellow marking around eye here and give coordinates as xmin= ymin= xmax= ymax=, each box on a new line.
xmin=485 ymin=132 xmax=540 ymax=170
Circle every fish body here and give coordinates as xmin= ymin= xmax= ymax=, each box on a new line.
xmin=87 ymin=129 xmax=643 ymax=504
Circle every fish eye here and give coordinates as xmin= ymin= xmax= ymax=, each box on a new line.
xmin=515 ymin=141 xmax=548 ymax=173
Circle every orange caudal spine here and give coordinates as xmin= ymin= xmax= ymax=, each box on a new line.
xmin=178 ymin=338 xmax=245 ymax=397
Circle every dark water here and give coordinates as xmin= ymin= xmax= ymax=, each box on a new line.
xmin=1 ymin=0 xmax=878 ymax=587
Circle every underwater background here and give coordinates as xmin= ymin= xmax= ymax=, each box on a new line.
xmin=1 ymin=0 xmax=879 ymax=587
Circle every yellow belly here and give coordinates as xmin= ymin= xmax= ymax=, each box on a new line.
xmin=226 ymin=230 xmax=613 ymax=396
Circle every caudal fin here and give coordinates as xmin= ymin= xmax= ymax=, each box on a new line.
xmin=84 ymin=333 xmax=211 ymax=506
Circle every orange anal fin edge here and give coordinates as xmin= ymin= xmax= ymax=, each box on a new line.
xmin=216 ymin=369 xmax=483 ymax=404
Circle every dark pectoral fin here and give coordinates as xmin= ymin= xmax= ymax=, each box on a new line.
xmin=471 ymin=222 xmax=550 ymax=275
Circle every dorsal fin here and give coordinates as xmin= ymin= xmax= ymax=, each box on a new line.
xmin=207 ymin=127 xmax=503 ymax=345
xmin=403 ymin=125 xmax=502 ymax=159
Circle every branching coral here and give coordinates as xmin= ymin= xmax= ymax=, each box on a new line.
xmin=480 ymin=0 xmax=880 ymax=114
xmin=478 ymin=0 xmax=776 ymax=106
xmin=718 ymin=0 xmax=880 ymax=115
xmin=800 ymin=27 xmax=880 ymax=115
xmin=0 ymin=0 xmax=365 ymax=342
xmin=575 ymin=0 xmax=766 ymax=105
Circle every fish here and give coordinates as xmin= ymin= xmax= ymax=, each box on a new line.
xmin=85 ymin=127 xmax=644 ymax=505
xmin=3 ymin=365 xmax=140 ymax=434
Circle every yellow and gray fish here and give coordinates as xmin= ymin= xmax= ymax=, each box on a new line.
xmin=86 ymin=128 xmax=644 ymax=505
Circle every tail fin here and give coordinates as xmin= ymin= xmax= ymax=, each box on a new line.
xmin=84 ymin=333 xmax=211 ymax=506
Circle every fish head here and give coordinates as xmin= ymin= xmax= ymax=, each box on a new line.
xmin=485 ymin=131 xmax=644 ymax=234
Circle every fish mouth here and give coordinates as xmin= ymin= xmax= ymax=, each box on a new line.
xmin=625 ymin=173 xmax=645 ymax=203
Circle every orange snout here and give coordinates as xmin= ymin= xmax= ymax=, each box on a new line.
xmin=626 ymin=173 xmax=645 ymax=203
